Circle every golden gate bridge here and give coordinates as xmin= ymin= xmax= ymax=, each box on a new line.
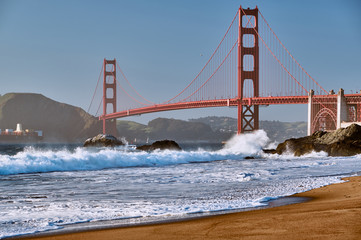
xmin=88 ymin=6 xmax=361 ymax=137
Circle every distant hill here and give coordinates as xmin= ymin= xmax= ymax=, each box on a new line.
xmin=0 ymin=93 xmax=307 ymax=143
xmin=118 ymin=117 xmax=306 ymax=143
xmin=189 ymin=116 xmax=307 ymax=142
xmin=259 ymin=120 xmax=307 ymax=142
xmin=0 ymin=93 xmax=101 ymax=142
xmin=116 ymin=120 xmax=149 ymax=142
xmin=147 ymin=118 xmax=214 ymax=140
xmin=117 ymin=118 xmax=220 ymax=143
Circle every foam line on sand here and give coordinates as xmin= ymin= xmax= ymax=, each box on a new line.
xmin=17 ymin=176 xmax=361 ymax=240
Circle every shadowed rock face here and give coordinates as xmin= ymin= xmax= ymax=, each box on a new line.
xmin=84 ymin=134 xmax=124 ymax=147
xmin=273 ymin=124 xmax=361 ymax=157
xmin=136 ymin=140 xmax=182 ymax=151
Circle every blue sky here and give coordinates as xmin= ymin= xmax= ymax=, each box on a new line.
xmin=0 ymin=0 xmax=360 ymax=124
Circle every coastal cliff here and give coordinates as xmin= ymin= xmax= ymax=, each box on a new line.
xmin=0 ymin=93 xmax=101 ymax=142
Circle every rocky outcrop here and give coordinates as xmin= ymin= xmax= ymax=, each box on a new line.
xmin=84 ymin=134 xmax=124 ymax=147
xmin=136 ymin=140 xmax=182 ymax=151
xmin=272 ymin=124 xmax=361 ymax=157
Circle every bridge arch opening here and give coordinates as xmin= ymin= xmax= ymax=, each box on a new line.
xmin=242 ymin=15 xmax=256 ymax=28
xmin=106 ymin=88 xmax=114 ymax=99
xmin=243 ymin=55 xmax=254 ymax=71
xmin=106 ymin=103 xmax=115 ymax=114
xmin=106 ymin=75 xmax=115 ymax=84
xmin=348 ymin=105 xmax=357 ymax=122
xmin=243 ymin=34 xmax=255 ymax=48
xmin=243 ymin=79 xmax=254 ymax=98
xmin=312 ymin=108 xmax=337 ymax=132
xmin=105 ymin=64 xmax=114 ymax=72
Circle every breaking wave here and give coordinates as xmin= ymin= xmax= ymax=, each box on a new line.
xmin=2 ymin=130 xmax=353 ymax=176
xmin=0 ymin=130 xmax=272 ymax=175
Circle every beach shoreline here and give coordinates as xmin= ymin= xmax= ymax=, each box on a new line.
xmin=9 ymin=196 xmax=309 ymax=239
xmin=13 ymin=175 xmax=361 ymax=240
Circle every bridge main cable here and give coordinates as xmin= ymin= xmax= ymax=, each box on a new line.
xmin=159 ymin=9 xmax=240 ymax=105
xmin=87 ymin=64 xmax=104 ymax=114
xmin=240 ymin=7 xmax=317 ymax=96
xmin=179 ymin=40 xmax=238 ymax=102
xmin=258 ymin=10 xmax=328 ymax=95
xmin=116 ymin=62 xmax=155 ymax=105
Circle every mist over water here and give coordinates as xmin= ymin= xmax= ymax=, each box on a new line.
xmin=0 ymin=131 xmax=361 ymax=238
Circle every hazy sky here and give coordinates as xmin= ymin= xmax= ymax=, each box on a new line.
xmin=0 ymin=0 xmax=360 ymax=124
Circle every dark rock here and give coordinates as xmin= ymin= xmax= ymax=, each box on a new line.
xmin=244 ymin=156 xmax=255 ymax=159
xmin=274 ymin=124 xmax=361 ymax=157
xmin=136 ymin=140 xmax=182 ymax=151
xmin=262 ymin=149 xmax=277 ymax=154
xmin=84 ymin=134 xmax=124 ymax=147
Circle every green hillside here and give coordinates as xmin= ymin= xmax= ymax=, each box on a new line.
xmin=118 ymin=117 xmax=307 ymax=143
xmin=189 ymin=116 xmax=307 ymax=142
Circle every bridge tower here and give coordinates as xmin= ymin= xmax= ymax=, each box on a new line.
xmin=237 ymin=6 xmax=259 ymax=134
xmin=102 ymin=58 xmax=118 ymax=137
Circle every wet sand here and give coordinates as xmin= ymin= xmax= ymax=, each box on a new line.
xmin=19 ymin=176 xmax=361 ymax=240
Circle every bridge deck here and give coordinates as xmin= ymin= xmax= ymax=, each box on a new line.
xmin=100 ymin=94 xmax=360 ymax=120
xmin=100 ymin=96 xmax=311 ymax=120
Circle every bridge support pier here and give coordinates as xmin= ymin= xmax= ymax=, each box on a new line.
xmin=337 ymin=88 xmax=347 ymax=129
xmin=307 ymin=90 xmax=314 ymax=136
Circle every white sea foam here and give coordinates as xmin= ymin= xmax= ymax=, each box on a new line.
xmin=220 ymin=130 xmax=269 ymax=155
xmin=1 ymin=132 xmax=361 ymax=238
xmin=0 ymin=174 xmax=345 ymax=239
xmin=0 ymin=130 xmax=359 ymax=176
xmin=0 ymin=130 xmax=270 ymax=175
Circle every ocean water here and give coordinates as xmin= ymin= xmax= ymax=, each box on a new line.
xmin=0 ymin=130 xmax=361 ymax=239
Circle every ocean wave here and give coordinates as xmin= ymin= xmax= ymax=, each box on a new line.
xmin=0 ymin=149 xmax=243 ymax=175
xmin=2 ymin=130 xmax=358 ymax=176
xmin=0 ymin=131 xmax=270 ymax=175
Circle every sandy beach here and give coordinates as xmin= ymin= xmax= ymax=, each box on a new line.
xmin=18 ymin=175 xmax=361 ymax=240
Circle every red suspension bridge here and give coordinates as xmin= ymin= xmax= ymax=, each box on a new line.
xmin=88 ymin=6 xmax=361 ymax=137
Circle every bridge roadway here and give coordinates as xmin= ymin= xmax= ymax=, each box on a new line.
xmin=100 ymin=96 xmax=310 ymax=120
xmin=100 ymin=94 xmax=360 ymax=120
